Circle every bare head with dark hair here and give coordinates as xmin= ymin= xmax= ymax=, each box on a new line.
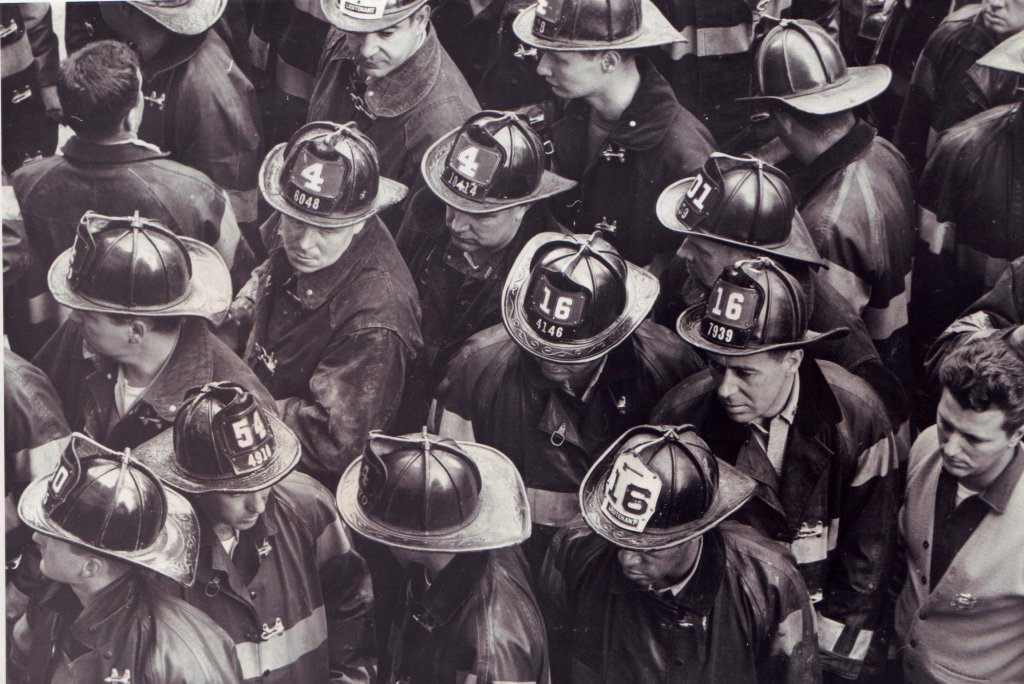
xmin=939 ymin=336 xmax=1024 ymax=432
xmin=58 ymin=40 xmax=142 ymax=139
xmin=935 ymin=335 xmax=1024 ymax=489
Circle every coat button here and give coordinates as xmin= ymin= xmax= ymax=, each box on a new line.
xmin=922 ymin=540 xmax=929 ymax=549
xmin=910 ymin=639 xmax=918 ymax=648
xmin=263 ymin=670 xmax=271 ymax=677
xmin=672 ymin=658 xmax=684 ymax=667
xmin=919 ymin=612 xmax=927 ymax=620
xmin=104 ymin=651 xmax=113 ymax=659
xmin=250 ymin=590 xmax=257 ymax=599
xmin=920 ymin=575 xmax=927 ymax=584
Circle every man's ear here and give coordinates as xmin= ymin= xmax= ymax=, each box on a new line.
xmin=784 ymin=348 xmax=804 ymax=374
xmin=411 ymin=4 xmax=431 ymax=28
xmin=599 ymin=50 xmax=622 ymax=72
xmin=79 ymin=555 xmax=102 ymax=580
xmin=128 ymin=319 xmax=147 ymax=343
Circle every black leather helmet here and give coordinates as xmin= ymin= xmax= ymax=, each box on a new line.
xmin=656 ymin=153 xmax=825 ymax=267
xmin=580 ymin=425 xmax=756 ymax=549
xmin=18 ymin=433 xmax=200 ymax=585
xmin=423 ymin=110 xmax=576 ymax=214
xmin=134 ymin=382 xmax=301 ymax=494
xmin=47 ymin=211 xmax=231 ymax=322
xmin=259 ymin=121 xmax=407 ymax=229
xmin=503 ymin=232 xmax=660 ymax=363
xmin=337 ymin=429 xmax=530 ymax=552
xmin=512 ymin=0 xmax=683 ymax=52
xmin=677 ymin=257 xmax=846 ymax=356
xmin=741 ymin=17 xmax=891 ymax=114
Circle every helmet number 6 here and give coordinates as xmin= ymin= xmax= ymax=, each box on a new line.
xmin=300 ymin=162 xmax=325 ymax=193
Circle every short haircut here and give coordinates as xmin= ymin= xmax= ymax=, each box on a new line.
xmin=58 ymin=40 xmax=140 ymax=138
xmin=939 ymin=335 xmax=1024 ymax=432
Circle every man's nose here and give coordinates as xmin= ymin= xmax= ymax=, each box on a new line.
xmin=536 ymin=52 xmax=552 ymax=77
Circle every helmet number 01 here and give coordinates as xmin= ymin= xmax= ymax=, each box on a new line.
xmin=300 ymin=162 xmax=326 ymax=192
xmin=232 ymin=411 xmax=269 ymax=449
xmin=686 ymin=173 xmax=715 ymax=212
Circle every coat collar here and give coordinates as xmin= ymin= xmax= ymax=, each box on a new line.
xmin=607 ymin=529 xmax=725 ymax=616
xmin=41 ymin=572 xmax=143 ymax=650
xmin=564 ymin=58 xmax=683 ymax=152
xmin=270 ymin=216 xmax=386 ymax=310
xmin=61 ymin=136 xmax=169 ymax=163
xmin=789 ymin=120 xmax=877 ymax=201
xmin=978 ymin=445 xmax=1024 ymax=514
xmin=142 ymin=31 xmax=207 ymax=82
xmin=406 ymin=551 xmax=490 ymax=630
xmin=343 ymin=26 xmax=442 ymax=118
xmin=90 ymin=318 xmax=217 ymax=424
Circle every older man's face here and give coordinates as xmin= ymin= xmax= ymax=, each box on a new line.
xmin=982 ymin=0 xmax=1024 ymax=35
xmin=345 ymin=12 xmax=427 ymax=79
xmin=706 ymin=350 xmax=801 ymax=425
xmin=445 ymin=204 xmax=527 ymax=257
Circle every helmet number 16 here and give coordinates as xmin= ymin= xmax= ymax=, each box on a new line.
xmin=537 ymin=284 xmax=574 ymax=321
xmin=710 ymin=286 xmax=745 ymax=321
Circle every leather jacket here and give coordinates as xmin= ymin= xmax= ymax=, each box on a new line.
xmin=653 ymin=360 xmax=899 ymax=679
xmin=15 ymin=572 xmax=243 ymax=684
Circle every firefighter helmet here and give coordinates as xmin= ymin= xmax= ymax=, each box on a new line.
xmin=18 ymin=433 xmax=200 ymax=586
xmin=337 ymin=429 xmax=530 ymax=552
xmin=423 ymin=110 xmax=576 ymax=214
xmin=512 ymin=0 xmax=683 ymax=51
xmin=134 ymin=382 xmax=300 ymax=494
xmin=503 ymin=231 xmax=659 ymax=363
xmin=47 ymin=211 xmax=231 ymax=323
xmin=259 ymin=121 xmax=407 ymax=229
xmin=656 ymin=153 xmax=825 ymax=267
xmin=321 ymin=0 xmax=429 ymax=33
xmin=580 ymin=425 xmax=756 ymax=549
xmin=677 ymin=257 xmax=846 ymax=356
xmin=128 ymin=0 xmax=226 ymax=35
xmin=741 ymin=17 xmax=891 ymax=114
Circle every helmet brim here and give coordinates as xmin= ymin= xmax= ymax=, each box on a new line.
xmin=738 ymin=64 xmax=892 ymax=115
xmin=675 ymin=303 xmax=848 ymax=357
xmin=512 ymin=0 xmax=685 ymax=51
xmin=259 ymin=140 xmax=408 ymax=230
xmin=422 ymin=128 xmax=577 ymax=214
xmin=579 ymin=426 xmax=757 ymax=550
xmin=128 ymin=0 xmax=226 ymax=35
xmin=655 ymin=176 xmax=827 ymax=268
xmin=18 ymin=474 xmax=200 ymax=586
xmin=320 ymin=0 xmax=429 ymax=32
xmin=132 ymin=411 xmax=301 ymax=494
xmin=502 ymin=231 xmax=660 ymax=364
xmin=336 ymin=441 xmax=531 ymax=552
xmin=47 ymin=236 xmax=231 ymax=325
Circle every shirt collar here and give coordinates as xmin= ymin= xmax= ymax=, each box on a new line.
xmin=61 ymin=136 xmax=169 ymax=163
xmin=661 ymin=537 xmax=703 ymax=597
xmin=789 ymin=120 xmax=876 ymax=200
xmin=977 ymin=445 xmax=1024 ymax=513
xmin=350 ymin=26 xmax=441 ymax=118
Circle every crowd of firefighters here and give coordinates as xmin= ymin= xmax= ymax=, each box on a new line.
xmin=2 ymin=0 xmax=1023 ymax=681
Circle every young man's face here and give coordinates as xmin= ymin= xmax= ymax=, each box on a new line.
xmin=70 ymin=310 xmax=133 ymax=360
xmin=33 ymin=532 xmax=88 ymax=585
xmin=345 ymin=12 xmax=427 ymax=79
xmin=535 ymin=50 xmax=605 ymax=100
xmin=982 ymin=0 xmax=1024 ymax=36
xmin=617 ymin=538 xmax=700 ymax=591
xmin=445 ymin=204 xmax=527 ymax=257
xmin=707 ymin=350 xmax=801 ymax=425
xmin=935 ymin=388 xmax=1023 ymax=488
xmin=195 ymin=489 xmax=272 ymax=534
xmin=279 ymin=214 xmax=361 ymax=273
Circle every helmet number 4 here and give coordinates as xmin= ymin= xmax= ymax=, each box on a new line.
xmin=456 ymin=146 xmax=480 ymax=179
xmin=300 ymin=162 xmax=326 ymax=193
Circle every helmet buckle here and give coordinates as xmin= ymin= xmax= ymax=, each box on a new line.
xmin=550 ymin=423 xmax=567 ymax=447
xmin=257 ymin=537 xmax=273 ymax=558
xmin=260 ymin=617 xmax=285 ymax=640
xmin=594 ymin=217 xmax=618 ymax=235
xmin=103 ymin=668 xmax=131 ymax=684
xmin=600 ymin=144 xmax=626 ymax=163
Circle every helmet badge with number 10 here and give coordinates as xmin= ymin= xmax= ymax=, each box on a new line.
xmin=423 ymin=110 xmax=576 ymax=214
xmin=502 ymin=231 xmax=660 ymax=364
xmin=259 ymin=121 xmax=408 ymax=229
xmin=676 ymin=257 xmax=846 ymax=356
